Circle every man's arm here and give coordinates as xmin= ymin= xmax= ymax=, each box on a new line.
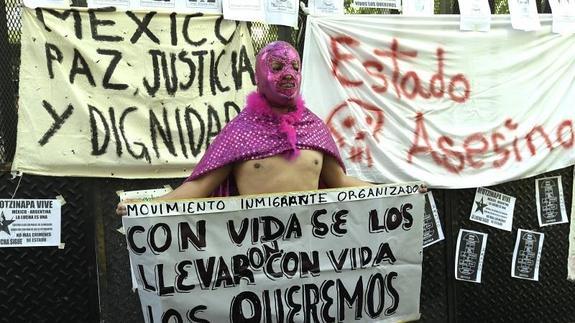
xmin=320 ymin=155 xmax=371 ymax=188
xmin=161 ymin=165 xmax=232 ymax=199
xmin=116 ymin=165 xmax=232 ymax=216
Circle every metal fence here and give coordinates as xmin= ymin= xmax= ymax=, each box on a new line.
xmin=1 ymin=1 xmax=574 ymax=322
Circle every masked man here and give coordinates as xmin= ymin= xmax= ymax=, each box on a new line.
xmin=117 ymin=41 xmax=405 ymax=215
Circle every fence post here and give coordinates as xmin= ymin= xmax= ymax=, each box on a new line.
xmin=277 ymin=25 xmax=293 ymax=43
xmin=0 ymin=0 xmax=18 ymax=164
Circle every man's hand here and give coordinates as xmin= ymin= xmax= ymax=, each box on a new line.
xmin=419 ymin=184 xmax=428 ymax=193
xmin=116 ymin=201 xmax=129 ymax=216
xmin=116 ymin=199 xmax=138 ymax=217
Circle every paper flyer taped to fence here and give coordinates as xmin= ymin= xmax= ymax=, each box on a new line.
xmin=511 ymin=229 xmax=544 ymax=281
xmin=536 ymin=176 xmax=568 ymax=227
xmin=470 ymin=187 xmax=515 ymax=231
xmin=0 ymin=199 xmax=61 ymax=248
xmin=455 ymin=229 xmax=488 ymax=283
xmin=122 ymin=184 xmax=424 ymax=322
xmin=423 ymin=191 xmax=444 ymax=248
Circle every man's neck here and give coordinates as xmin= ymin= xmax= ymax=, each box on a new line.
xmin=269 ymin=103 xmax=296 ymax=114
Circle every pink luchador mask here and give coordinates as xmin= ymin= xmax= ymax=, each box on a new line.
xmin=255 ymin=41 xmax=301 ymax=108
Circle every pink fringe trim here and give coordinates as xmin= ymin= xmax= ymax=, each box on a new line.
xmin=246 ymin=92 xmax=305 ymax=159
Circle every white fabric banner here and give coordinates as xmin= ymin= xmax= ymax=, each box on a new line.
xmin=302 ymin=14 xmax=575 ymax=188
xmin=122 ymin=184 xmax=424 ymax=322
xmin=14 ymin=8 xmax=256 ymax=178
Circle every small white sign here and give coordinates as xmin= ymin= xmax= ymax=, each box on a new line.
xmin=138 ymin=0 xmax=177 ymax=9
xmin=458 ymin=0 xmax=491 ymax=32
xmin=509 ymin=0 xmax=541 ymax=31
xmin=352 ymin=0 xmax=401 ymax=10
xmin=87 ymin=0 xmax=129 ymax=8
xmin=455 ymin=229 xmax=488 ymax=283
xmin=184 ymin=0 xmax=222 ymax=12
xmin=265 ymin=0 xmax=299 ymax=27
xmin=511 ymin=229 xmax=544 ymax=281
xmin=549 ymin=0 xmax=575 ymax=34
xmin=470 ymin=187 xmax=516 ymax=231
xmin=308 ymin=0 xmax=345 ymax=15
xmin=402 ymin=0 xmax=434 ymax=15
xmin=423 ymin=191 xmax=444 ymax=248
xmin=23 ymin=0 xmax=69 ymax=8
xmin=117 ymin=187 xmax=172 ymax=204
xmin=535 ymin=176 xmax=568 ymax=227
xmin=0 ymin=199 xmax=61 ymax=248
xmin=223 ymin=0 xmax=265 ymax=22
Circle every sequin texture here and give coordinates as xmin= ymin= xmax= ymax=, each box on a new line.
xmin=185 ymin=91 xmax=344 ymax=196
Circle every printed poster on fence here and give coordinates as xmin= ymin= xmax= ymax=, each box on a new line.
xmin=0 ymin=199 xmax=61 ymax=248
xmin=14 ymin=7 xmax=256 ymax=178
xmin=455 ymin=229 xmax=488 ymax=283
xmin=423 ymin=191 xmax=444 ymax=248
xmin=535 ymin=176 xmax=568 ymax=227
xmin=511 ymin=229 xmax=544 ymax=281
xmin=123 ymin=184 xmax=424 ymax=322
xmin=469 ymin=187 xmax=515 ymax=231
xmin=302 ymin=14 xmax=575 ymax=188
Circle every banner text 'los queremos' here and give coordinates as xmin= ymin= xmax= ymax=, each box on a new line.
xmin=122 ymin=184 xmax=424 ymax=322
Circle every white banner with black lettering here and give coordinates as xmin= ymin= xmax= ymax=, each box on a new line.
xmin=302 ymin=14 xmax=575 ymax=188
xmin=14 ymin=8 xmax=256 ymax=178
xmin=122 ymin=184 xmax=424 ymax=322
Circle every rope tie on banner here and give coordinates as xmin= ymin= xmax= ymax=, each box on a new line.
xmin=10 ymin=173 xmax=23 ymax=199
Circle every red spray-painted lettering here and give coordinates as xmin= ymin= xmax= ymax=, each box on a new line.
xmin=325 ymin=98 xmax=574 ymax=173
xmin=407 ymin=114 xmax=574 ymax=173
xmin=330 ymin=36 xmax=471 ymax=103
xmin=326 ymin=98 xmax=385 ymax=168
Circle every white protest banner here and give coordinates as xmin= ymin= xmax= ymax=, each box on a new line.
xmin=0 ymin=199 xmax=61 ymax=248
xmin=469 ymin=187 xmax=515 ymax=231
xmin=455 ymin=229 xmax=488 ymax=283
xmin=302 ymin=14 xmax=575 ymax=189
xmin=511 ymin=229 xmax=544 ymax=281
xmin=536 ymin=176 xmax=568 ymax=227
xmin=14 ymin=8 xmax=256 ymax=178
xmin=123 ymin=184 xmax=424 ymax=322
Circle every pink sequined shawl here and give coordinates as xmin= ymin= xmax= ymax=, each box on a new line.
xmin=185 ymin=92 xmax=344 ymax=196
